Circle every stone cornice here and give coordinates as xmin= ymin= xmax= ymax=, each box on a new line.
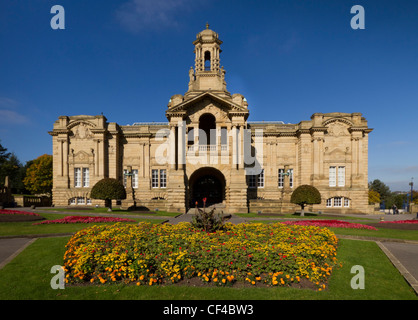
xmin=48 ymin=129 xmax=70 ymax=136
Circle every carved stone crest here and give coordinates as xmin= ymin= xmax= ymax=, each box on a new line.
xmin=73 ymin=123 xmax=92 ymax=139
xmin=327 ymin=122 xmax=348 ymax=136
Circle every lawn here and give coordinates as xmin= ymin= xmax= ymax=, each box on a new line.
xmin=0 ymin=236 xmax=415 ymax=300
xmin=0 ymin=213 xmax=165 ymax=237
xmin=42 ymin=207 xmax=180 ymax=217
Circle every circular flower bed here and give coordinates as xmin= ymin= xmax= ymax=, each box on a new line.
xmin=282 ymin=219 xmax=377 ymax=230
xmin=64 ymin=222 xmax=339 ymax=290
xmin=33 ymin=215 xmax=135 ymax=225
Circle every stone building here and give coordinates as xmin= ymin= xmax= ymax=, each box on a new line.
xmin=49 ymin=25 xmax=373 ymax=214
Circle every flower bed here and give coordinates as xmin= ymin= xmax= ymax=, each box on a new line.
xmin=33 ymin=215 xmax=135 ymax=225
xmin=379 ymin=220 xmax=418 ymax=224
xmin=64 ymin=222 xmax=339 ymax=290
xmin=282 ymin=219 xmax=377 ymax=230
xmin=0 ymin=209 xmax=42 ymax=217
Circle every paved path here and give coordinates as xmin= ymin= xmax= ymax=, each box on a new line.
xmin=0 ymin=238 xmax=37 ymax=270
xmin=377 ymin=241 xmax=418 ymax=294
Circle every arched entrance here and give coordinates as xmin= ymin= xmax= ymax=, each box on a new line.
xmin=189 ymin=167 xmax=226 ymax=207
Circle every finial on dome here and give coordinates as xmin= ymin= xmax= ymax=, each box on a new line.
xmin=206 ymin=22 xmax=209 ymax=29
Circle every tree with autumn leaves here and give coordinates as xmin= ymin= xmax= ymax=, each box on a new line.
xmin=23 ymin=154 xmax=53 ymax=196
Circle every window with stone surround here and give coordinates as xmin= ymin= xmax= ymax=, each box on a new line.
xmin=329 ymin=166 xmax=345 ymax=187
xmin=337 ymin=166 xmax=345 ymax=187
xmin=257 ymin=169 xmax=264 ymax=188
xmin=74 ymin=168 xmax=81 ymax=187
xmin=248 ymin=174 xmax=256 ymax=188
xmin=278 ymin=169 xmax=293 ymax=188
xmin=152 ymin=169 xmax=159 ymax=188
xmin=82 ymin=168 xmax=89 ymax=187
xmin=329 ymin=166 xmax=336 ymax=187
xmin=74 ymin=167 xmax=90 ymax=188
xmin=160 ymin=169 xmax=167 ymax=188
xmin=278 ymin=169 xmax=284 ymax=188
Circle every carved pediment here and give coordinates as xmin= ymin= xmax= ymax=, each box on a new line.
xmin=69 ymin=122 xmax=94 ymax=140
xmin=166 ymin=92 xmax=248 ymax=120
xmin=326 ymin=121 xmax=349 ymax=137
xmin=70 ymin=150 xmax=93 ymax=164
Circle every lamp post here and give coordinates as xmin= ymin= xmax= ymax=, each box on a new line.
xmin=123 ymin=167 xmax=136 ymax=208
xmin=409 ymin=177 xmax=414 ymax=213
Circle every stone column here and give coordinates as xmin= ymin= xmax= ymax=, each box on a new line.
xmin=178 ymin=121 xmax=185 ymax=170
xmin=169 ymin=125 xmax=176 ymax=170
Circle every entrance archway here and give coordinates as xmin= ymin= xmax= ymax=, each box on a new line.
xmin=189 ymin=167 xmax=226 ymax=207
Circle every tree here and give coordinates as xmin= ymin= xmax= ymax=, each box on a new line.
xmin=368 ymin=190 xmax=381 ymax=204
xmin=0 ymin=141 xmax=11 ymax=187
xmin=23 ymin=154 xmax=53 ymax=196
xmin=90 ymin=178 xmax=126 ymax=210
xmin=368 ymin=179 xmax=391 ymax=204
xmin=0 ymin=141 xmax=10 ymax=165
xmin=290 ymin=184 xmax=321 ymax=216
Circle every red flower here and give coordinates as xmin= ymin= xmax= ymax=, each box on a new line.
xmin=203 ymin=197 xmax=207 ymax=203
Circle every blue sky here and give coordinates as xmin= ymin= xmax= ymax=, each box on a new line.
xmin=0 ymin=0 xmax=417 ymax=191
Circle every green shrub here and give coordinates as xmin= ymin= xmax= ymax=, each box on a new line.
xmin=90 ymin=178 xmax=126 ymax=209
xmin=290 ymin=185 xmax=321 ymax=216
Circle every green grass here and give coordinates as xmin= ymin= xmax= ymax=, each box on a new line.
xmin=236 ymin=212 xmax=373 ymax=221
xmin=0 ymin=236 xmax=416 ymax=300
xmin=42 ymin=207 xmax=180 ymax=217
xmin=0 ymin=213 xmax=165 ymax=237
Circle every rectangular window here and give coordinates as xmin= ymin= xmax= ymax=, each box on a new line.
xmin=69 ymin=198 xmax=76 ymax=205
xmin=334 ymin=197 xmax=342 ymax=207
xmin=257 ymin=169 xmax=265 ymax=188
xmin=82 ymin=168 xmax=89 ymax=187
xmin=123 ymin=169 xmax=128 ymax=187
xmin=329 ymin=166 xmax=336 ymax=187
xmin=248 ymin=175 xmax=256 ymax=188
xmin=326 ymin=198 xmax=332 ymax=207
xmin=344 ymin=198 xmax=350 ymax=207
xmin=278 ymin=169 xmax=284 ymax=188
xmin=132 ymin=169 xmax=138 ymax=189
xmin=74 ymin=168 xmax=81 ymax=187
xmin=160 ymin=169 xmax=167 ymax=188
xmin=152 ymin=169 xmax=159 ymax=188
xmin=289 ymin=169 xmax=294 ymax=188
xmin=338 ymin=166 xmax=345 ymax=187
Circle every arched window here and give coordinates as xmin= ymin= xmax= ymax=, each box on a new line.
xmin=199 ymin=113 xmax=216 ymax=146
xmin=326 ymin=197 xmax=350 ymax=208
xmin=204 ymin=51 xmax=211 ymax=71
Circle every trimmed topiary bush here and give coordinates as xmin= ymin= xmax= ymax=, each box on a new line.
xmin=90 ymin=178 xmax=126 ymax=210
xmin=290 ymin=184 xmax=321 ymax=216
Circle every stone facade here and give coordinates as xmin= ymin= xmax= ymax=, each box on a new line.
xmin=49 ymin=26 xmax=373 ymax=214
